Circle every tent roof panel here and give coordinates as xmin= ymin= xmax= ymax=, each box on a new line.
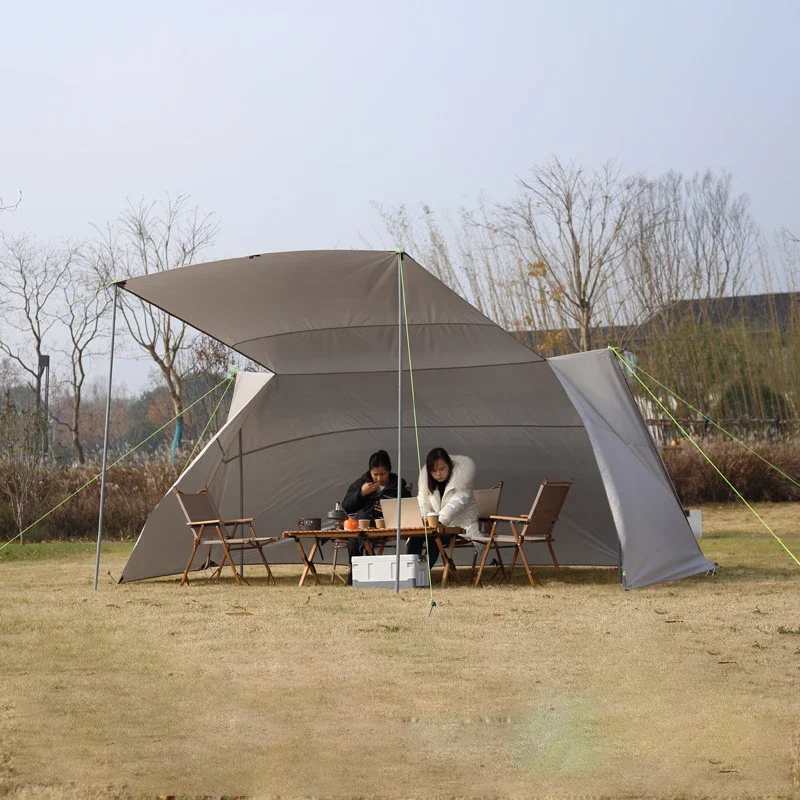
xmin=120 ymin=250 xmax=542 ymax=373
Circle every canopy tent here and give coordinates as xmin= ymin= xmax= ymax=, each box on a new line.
xmin=114 ymin=250 xmax=713 ymax=589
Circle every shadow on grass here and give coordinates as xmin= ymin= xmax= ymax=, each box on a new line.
xmin=140 ymin=564 xmax=622 ymax=590
xmin=709 ymin=565 xmax=799 ymax=584
xmin=701 ymin=532 xmax=800 ymax=584
xmin=7 ymin=536 xmax=797 ymax=591
xmin=159 ymin=561 xmax=799 ymax=592
xmin=170 ymin=564 xmax=623 ymax=589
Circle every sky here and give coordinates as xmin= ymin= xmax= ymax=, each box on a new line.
xmin=1 ymin=0 xmax=799 ymax=390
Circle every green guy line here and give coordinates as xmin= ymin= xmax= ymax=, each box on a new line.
xmin=610 ymin=347 xmax=800 ymax=567
xmin=180 ymin=372 xmax=236 ymax=473
xmin=0 ymin=371 xmax=236 ymax=553
xmin=610 ymin=347 xmax=800 ymax=489
xmin=400 ymin=260 xmax=436 ymax=607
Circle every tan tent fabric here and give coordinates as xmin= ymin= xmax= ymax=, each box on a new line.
xmin=548 ymin=351 xmax=713 ymax=588
xmin=122 ymin=251 xmax=541 ymax=374
xmin=118 ymin=250 xmax=713 ymax=588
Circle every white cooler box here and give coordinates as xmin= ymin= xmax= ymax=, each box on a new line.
xmin=351 ymin=555 xmax=430 ymax=589
xmin=683 ymin=508 xmax=703 ymax=539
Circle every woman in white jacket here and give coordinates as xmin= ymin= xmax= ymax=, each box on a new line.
xmin=410 ymin=447 xmax=479 ymax=566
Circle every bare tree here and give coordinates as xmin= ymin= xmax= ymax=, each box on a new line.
xmin=490 ymin=159 xmax=647 ymax=351
xmin=0 ymin=191 xmax=22 ymax=214
xmin=0 ymin=392 xmax=48 ymax=542
xmin=371 ymin=163 xmax=758 ymax=364
xmin=623 ymin=172 xmax=685 ymax=319
xmin=369 ymin=200 xmax=541 ymax=333
xmin=92 ymin=194 xmax=219 ymax=461
xmin=52 ymin=261 xmax=111 ymax=464
xmin=372 ymin=202 xmax=475 ymax=304
xmin=776 ymin=227 xmax=800 ymax=295
xmin=684 ymin=170 xmax=756 ymax=298
xmin=0 ymin=235 xmax=75 ymax=416
xmin=623 ymin=170 xmax=757 ymax=327
xmin=0 ymin=357 xmax=20 ymax=396
xmin=782 ymin=227 xmax=799 ymax=247
xmin=176 ymin=334 xmax=237 ymax=450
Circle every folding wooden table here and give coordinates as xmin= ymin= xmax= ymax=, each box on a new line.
xmin=282 ymin=526 xmax=465 ymax=587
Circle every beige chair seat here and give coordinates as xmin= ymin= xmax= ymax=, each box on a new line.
xmin=474 ymin=478 xmax=573 ymax=587
xmin=174 ymin=486 xmax=277 ymax=586
xmin=448 ymin=483 xmax=503 ymax=580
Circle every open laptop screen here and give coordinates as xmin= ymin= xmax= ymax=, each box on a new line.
xmin=378 ymin=497 xmax=423 ymax=528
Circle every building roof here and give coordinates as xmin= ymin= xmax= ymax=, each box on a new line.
xmin=516 ymin=291 xmax=800 ymax=355
xmin=636 ymin=291 xmax=800 ymax=340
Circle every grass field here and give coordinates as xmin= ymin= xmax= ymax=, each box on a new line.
xmin=1 ymin=503 xmax=799 ymax=799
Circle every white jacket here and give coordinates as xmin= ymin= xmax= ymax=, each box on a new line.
xmin=417 ymin=455 xmax=479 ymax=537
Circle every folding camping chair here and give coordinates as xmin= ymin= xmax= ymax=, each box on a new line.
xmin=473 ymin=478 xmax=573 ymax=587
xmin=173 ymin=486 xmax=277 ymax=586
xmin=330 ymin=537 xmax=350 ymax=584
xmin=448 ymin=482 xmax=504 ymax=580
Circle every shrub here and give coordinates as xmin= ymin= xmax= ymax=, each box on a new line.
xmin=662 ymin=440 xmax=800 ymax=504
xmin=0 ymin=461 xmax=180 ymax=543
xmin=1 ymin=440 xmax=798 ymax=543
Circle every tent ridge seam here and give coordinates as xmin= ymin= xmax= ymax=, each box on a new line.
xmin=233 ymin=320 xmax=500 ymax=349
xmin=253 ymin=359 xmax=547 ymax=377
xmin=221 ymin=423 xmax=587 ymax=464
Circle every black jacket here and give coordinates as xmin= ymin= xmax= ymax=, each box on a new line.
xmin=341 ymin=471 xmax=412 ymax=518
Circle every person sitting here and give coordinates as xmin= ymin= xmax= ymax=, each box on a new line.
xmin=341 ymin=449 xmax=412 ymax=574
xmin=410 ymin=447 xmax=479 ymax=567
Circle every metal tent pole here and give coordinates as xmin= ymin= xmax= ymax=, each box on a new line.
xmin=94 ymin=284 xmax=118 ymax=590
xmin=395 ymin=252 xmax=404 ymax=593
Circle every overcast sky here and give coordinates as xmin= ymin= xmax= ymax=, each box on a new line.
xmin=2 ymin=0 xmax=798 ymax=390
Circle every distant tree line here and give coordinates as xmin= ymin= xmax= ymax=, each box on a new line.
xmin=0 ymin=194 xmax=257 ymax=473
xmin=0 ymin=159 xmax=798 ymax=543
xmin=372 ymin=158 xmax=800 ymax=438
xmin=1 ymin=159 xmax=798 ymax=477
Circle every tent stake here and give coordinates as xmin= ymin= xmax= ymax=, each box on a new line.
xmin=94 ymin=284 xmax=118 ymax=590
xmin=395 ymin=251 xmax=404 ymax=593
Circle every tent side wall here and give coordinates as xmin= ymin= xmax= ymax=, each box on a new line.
xmin=193 ymin=362 xmax=623 ymax=569
xmin=549 ymin=350 xmax=715 ymax=589
xmin=122 ymin=354 xmax=714 ymax=588
xmin=121 ymin=363 xmax=626 ymax=581
xmin=119 ymin=373 xmax=273 ymax=583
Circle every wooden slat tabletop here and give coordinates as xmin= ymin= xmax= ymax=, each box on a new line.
xmin=282 ymin=527 xmax=463 ymax=538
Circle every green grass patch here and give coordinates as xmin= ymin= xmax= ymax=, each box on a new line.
xmin=0 ymin=541 xmax=133 ymax=563
xmin=699 ymin=533 xmax=800 ymax=575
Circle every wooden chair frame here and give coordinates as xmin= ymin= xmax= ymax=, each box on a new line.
xmin=173 ymin=486 xmax=277 ymax=586
xmin=473 ymin=478 xmax=573 ymax=588
xmin=330 ymin=537 xmax=349 ymax=584
xmin=450 ymin=482 xmax=504 ymax=580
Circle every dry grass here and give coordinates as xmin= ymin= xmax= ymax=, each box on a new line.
xmin=1 ymin=503 xmax=800 ymax=799
xmin=699 ymin=500 xmax=799 ymax=536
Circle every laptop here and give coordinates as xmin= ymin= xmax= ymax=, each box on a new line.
xmin=378 ymin=497 xmax=423 ymax=529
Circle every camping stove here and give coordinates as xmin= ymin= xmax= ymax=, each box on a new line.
xmin=327 ymin=502 xmax=347 ymax=530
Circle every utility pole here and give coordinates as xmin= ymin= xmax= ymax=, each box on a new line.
xmin=38 ymin=354 xmax=50 ymax=458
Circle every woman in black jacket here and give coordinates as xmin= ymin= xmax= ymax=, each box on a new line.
xmin=341 ymin=449 xmax=411 ymax=570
